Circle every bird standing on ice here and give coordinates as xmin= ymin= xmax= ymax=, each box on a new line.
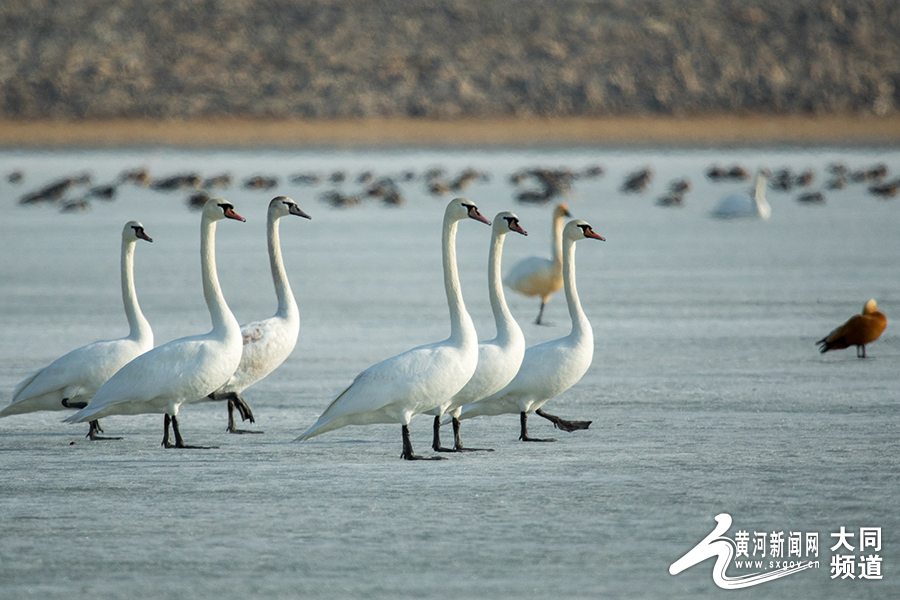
xmin=817 ymin=299 xmax=887 ymax=358
xmin=503 ymin=203 xmax=572 ymax=325
xmin=428 ymin=211 xmax=528 ymax=452
xmin=65 ymin=199 xmax=246 ymax=448
xmin=207 ymin=196 xmax=311 ymax=433
xmin=1 ymin=221 xmax=154 ymax=439
xmin=457 ymin=219 xmax=604 ymax=442
xmin=295 ymin=197 xmax=491 ymax=460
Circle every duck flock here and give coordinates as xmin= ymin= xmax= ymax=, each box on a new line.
xmin=5 ymin=157 xmax=898 ymax=215
xmin=3 ymin=158 xmax=891 ymax=458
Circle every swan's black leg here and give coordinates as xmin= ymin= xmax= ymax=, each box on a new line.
xmin=535 ymin=408 xmax=592 ymax=432
xmin=452 ymin=416 xmax=493 ymax=452
xmin=168 ymin=415 xmax=218 ymax=450
xmin=226 ymin=394 xmax=263 ymax=434
xmin=519 ymin=411 xmax=556 ymax=442
xmin=87 ymin=419 xmax=122 ymax=441
xmin=432 ymin=415 xmax=458 ymax=452
xmin=162 ymin=414 xmax=174 ymax=448
xmin=402 ymin=424 xmax=445 ymax=460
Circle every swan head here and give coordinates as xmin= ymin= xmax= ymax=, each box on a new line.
xmin=494 ymin=211 xmax=527 ymax=236
xmin=863 ymin=299 xmax=879 ymax=314
xmin=123 ymin=220 xmax=153 ymax=243
xmin=554 ymin=204 xmax=572 ymax=220
xmin=564 ymin=219 xmax=605 ymax=242
xmin=447 ymin=197 xmax=491 ymax=225
xmin=203 ymin=198 xmax=245 ymax=222
xmin=269 ymin=196 xmax=311 ymax=220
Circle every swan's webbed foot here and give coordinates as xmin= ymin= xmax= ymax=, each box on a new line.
xmin=404 ymin=424 xmax=446 ymax=460
xmin=535 ymin=408 xmax=592 ymax=432
xmin=226 ymin=396 xmax=263 ymax=434
xmin=87 ymin=420 xmax=122 ymax=441
xmin=519 ymin=411 xmax=557 ymax=442
xmin=451 ymin=417 xmax=493 ymax=452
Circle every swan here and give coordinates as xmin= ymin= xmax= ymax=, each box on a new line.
xmin=428 ymin=212 xmax=528 ymax=452
xmin=1 ymin=221 xmax=154 ymax=440
xmin=65 ymin=199 xmax=246 ymax=448
xmin=503 ymin=203 xmax=572 ymax=325
xmin=817 ymin=299 xmax=887 ymax=358
xmin=295 ymin=197 xmax=491 ymax=460
xmin=457 ymin=219 xmax=604 ymax=442
xmin=712 ymin=172 xmax=771 ymax=220
xmin=207 ymin=196 xmax=311 ymax=433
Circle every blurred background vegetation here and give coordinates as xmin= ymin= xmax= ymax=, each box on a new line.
xmin=1 ymin=0 xmax=898 ymax=121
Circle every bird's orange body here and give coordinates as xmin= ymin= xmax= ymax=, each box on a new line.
xmin=818 ymin=299 xmax=887 ymax=358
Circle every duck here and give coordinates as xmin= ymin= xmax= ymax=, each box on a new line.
xmin=64 ymin=199 xmax=246 ymax=448
xmin=712 ymin=172 xmax=771 ymax=220
xmin=503 ymin=203 xmax=572 ymax=325
xmin=1 ymin=222 xmax=154 ymax=439
xmin=817 ymin=299 xmax=887 ymax=358
xmin=456 ymin=220 xmax=604 ymax=441
xmin=428 ymin=212 xmax=528 ymax=452
xmin=206 ymin=197 xmax=311 ymax=433
xmin=295 ymin=198 xmax=491 ymax=460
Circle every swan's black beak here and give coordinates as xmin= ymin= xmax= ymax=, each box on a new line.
xmin=290 ymin=204 xmax=312 ymax=219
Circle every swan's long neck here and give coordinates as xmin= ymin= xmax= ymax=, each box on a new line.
xmin=551 ymin=215 xmax=565 ymax=266
xmin=442 ymin=214 xmax=475 ymax=344
xmin=268 ymin=213 xmax=297 ymax=319
xmin=488 ymin=231 xmax=516 ymax=343
xmin=200 ymin=217 xmax=239 ymax=335
xmin=563 ymin=237 xmax=591 ymax=340
xmin=121 ymin=238 xmax=151 ymax=343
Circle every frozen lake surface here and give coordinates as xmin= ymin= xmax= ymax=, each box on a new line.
xmin=0 ymin=145 xmax=898 ymax=598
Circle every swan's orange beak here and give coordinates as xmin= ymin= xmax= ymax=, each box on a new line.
xmin=586 ymin=229 xmax=605 ymax=241
xmin=224 ymin=207 xmax=245 ymax=222
xmin=468 ymin=206 xmax=491 ymax=225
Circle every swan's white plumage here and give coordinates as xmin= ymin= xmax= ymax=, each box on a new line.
xmin=459 ymin=219 xmax=602 ymax=421
xmin=296 ymin=197 xmax=490 ymax=443
xmin=503 ymin=203 xmax=571 ymax=323
xmin=428 ymin=212 xmax=527 ymax=420
xmin=209 ymin=197 xmax=310 ymax=417
xmin=65 ymin=199 xmax=244 ymax=427
xmin=712 ymin=172 xmax=771 ymax=220
xmin=1 ymin=221 xmax=153 ymax=419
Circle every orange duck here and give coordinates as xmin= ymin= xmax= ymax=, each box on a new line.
xmin=817 ymin=299 xmax=887 ymax=358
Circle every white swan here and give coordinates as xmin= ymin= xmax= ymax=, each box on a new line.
xmin=712 ymin=172 xmax=771 ymax=220
xmin=207 ymin=196 xmax=311 ymax=433
xmin=2 ymin=221 xmax=154 ymax=440
xmin=428 ymin=211 xmax=528 ymax=452
xmin=503 ymin=203 xmax=572 ymax=324
xmin=65 ymin=199 xmax=245 ymax=448
xmin=457 ymin=219 xmax=604 ymax=442
xmin=295 ymin=197 xmax=491 ymax=460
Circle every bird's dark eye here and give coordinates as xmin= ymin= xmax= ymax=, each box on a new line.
xmin=504 ymin=216 xmax=516 ymax=227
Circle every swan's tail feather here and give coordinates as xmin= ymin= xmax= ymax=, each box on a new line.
xmin=11 ymin=369 xmax=43 ymax=403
